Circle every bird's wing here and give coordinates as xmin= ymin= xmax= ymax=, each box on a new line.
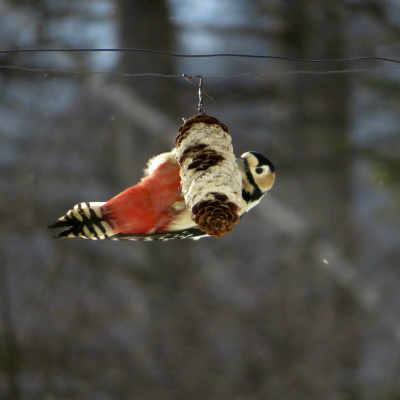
xmin=108 ymin=227 xmax=209 ymax=241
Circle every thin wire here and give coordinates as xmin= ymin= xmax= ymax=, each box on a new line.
xmin=0 ymin=64 xmax=182 ymax=77
xmin=1 ymin=64 xmax=399 ymax=79
xmin=182 ymin=74 xmax=219 ymax=110
xmin=2 ymin=48 xmax=400 ymax=66
xmin=1 ymin=48 xmax=400 ymax=78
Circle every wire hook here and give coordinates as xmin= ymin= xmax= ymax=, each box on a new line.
xmin=182 ymin=74 xmax=218 ymax=114
xmin=198 ymin=76 xmax=204 ymax=114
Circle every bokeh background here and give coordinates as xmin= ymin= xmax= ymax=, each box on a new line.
xmin=1 ymin=1 xmax=400 ymax=399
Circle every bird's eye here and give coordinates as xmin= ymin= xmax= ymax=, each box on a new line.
xmin=255 ymin=167 xmax=264 ymax=174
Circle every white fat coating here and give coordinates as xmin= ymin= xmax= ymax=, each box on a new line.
xmin=176 ymin=122 xmax=242 ymax=211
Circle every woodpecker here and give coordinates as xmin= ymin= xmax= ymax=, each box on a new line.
xmin=49 ymin=151 xmax=275 ymax=241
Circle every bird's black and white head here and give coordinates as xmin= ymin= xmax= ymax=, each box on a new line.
xmin=239 ymin=151 xmax=275 ymax=211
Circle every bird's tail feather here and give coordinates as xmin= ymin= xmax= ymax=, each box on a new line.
xmin=48 ymin=202 xmax=113 ymax=239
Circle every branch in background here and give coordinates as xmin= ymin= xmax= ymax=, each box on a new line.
xmin=87 ymin=76 xmax=177 ymax=145
xmin=255 ymin=194 xmax=382 ymax=313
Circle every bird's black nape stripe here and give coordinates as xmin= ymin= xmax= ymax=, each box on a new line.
xmin=250 ymin=152 xmax=275 ymax=174
xmin=242 ymin=185 xmax=263 ymax=203
xmin=241 ymin=152 xmax=274 ymax=202
xmin=242 ymin=167 xmax=264 ymax=203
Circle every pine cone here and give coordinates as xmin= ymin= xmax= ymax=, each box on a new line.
xmin=192 ymin=194 xmax=240 ymax=237
xmin=178 ymin=143 xmax=208 ymax=164
xmin=175 ymin=114 xmax=229 ymax=146
xmin=187 ymin=149 xmax=225 ymax=172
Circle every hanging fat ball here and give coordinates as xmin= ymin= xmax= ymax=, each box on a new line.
xmin=175 ymin=114 xmax=242 ymax=237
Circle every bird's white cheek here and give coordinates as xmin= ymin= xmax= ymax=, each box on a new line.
xmin=258 ymin=174 xmax=275 ymax=192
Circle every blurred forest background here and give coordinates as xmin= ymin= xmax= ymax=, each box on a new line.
xmin=1 ymin=0 xmax=400 ymax=399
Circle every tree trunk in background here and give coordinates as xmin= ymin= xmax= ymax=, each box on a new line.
xmin=278 ymin=1 xmax=355 ymax=253
xmin=116 ymin=0 xmax=176 ymax=110
xmin=264 ymin=1 xmax=363 ymax=398
xmin=111 ymin=0 xmax=178 ymax=186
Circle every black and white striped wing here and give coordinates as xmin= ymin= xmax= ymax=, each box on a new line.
xmin=109 ymin=228 xmax=209 ymax=241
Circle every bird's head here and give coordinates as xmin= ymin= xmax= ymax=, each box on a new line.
xmin=239 ymin=151 xmax=275 ymax=206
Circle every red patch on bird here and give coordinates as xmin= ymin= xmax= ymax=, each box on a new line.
xmin=101 ymin=162 xmax=183 ymax=234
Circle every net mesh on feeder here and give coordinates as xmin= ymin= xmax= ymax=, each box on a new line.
xmin=175 ymin=114 xmax=242 ymax=237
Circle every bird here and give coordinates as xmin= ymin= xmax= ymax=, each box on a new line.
xmin=48 ymin=151 xmax=275 ymax=241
